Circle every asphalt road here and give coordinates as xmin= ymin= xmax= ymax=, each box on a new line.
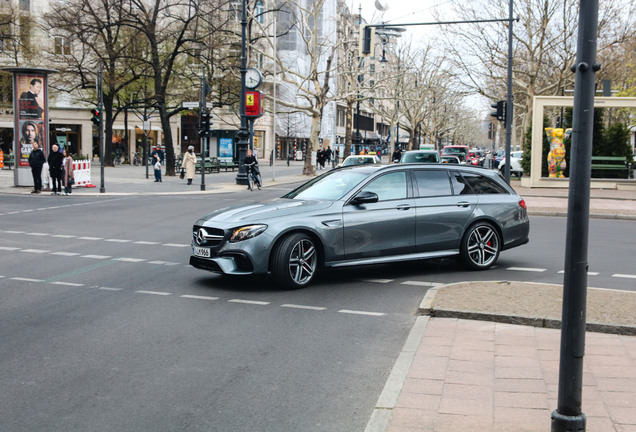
xmin=1 ymin=187 xmax=635 ymax=431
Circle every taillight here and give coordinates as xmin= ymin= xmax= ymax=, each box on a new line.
xmin=518 ymin=199 xmax=527 ymax=210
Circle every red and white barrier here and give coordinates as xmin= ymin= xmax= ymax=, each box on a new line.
xmin=73 ymin=159 xmax=94 ymax=187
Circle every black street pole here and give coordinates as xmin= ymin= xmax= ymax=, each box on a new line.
xmin=200 ymin=68 xmax=207 ymax=191
xmin=551 ymin=1 xmax=599 ymax=431
xmin=503 ymin=0 xmax=514 ymax=183
xmin=235 ymin=0 xmax=249 ymax=185
xmin=98 ymin=60 xmax=105 ymax=193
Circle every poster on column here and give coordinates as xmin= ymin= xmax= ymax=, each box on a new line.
xmin=16 ymin=74 xmax=47 ymax=166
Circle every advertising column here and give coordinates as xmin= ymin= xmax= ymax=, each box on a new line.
xmin=1 ymin=67 xmax=57 ymax=187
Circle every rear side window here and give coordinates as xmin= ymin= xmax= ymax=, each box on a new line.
xmin=451 ymin=172 xmax=474 ymax=195
xmin=413 ymin=170 xmax=452 ymax=197
xmin=459 ymin=172 xmax=508 ymax=194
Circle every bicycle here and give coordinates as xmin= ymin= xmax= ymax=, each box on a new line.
xmin=245 ymin=162 xmax=262 ymax=191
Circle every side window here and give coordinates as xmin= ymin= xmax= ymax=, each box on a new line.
xmin=451 ymin=172 xmax=474 ymax=195
xmin=460 ymin=173 xmax=508 ymax=194
xmin=413 ymin=170 xmax=452 ymax=197
xmin=361 ymin=171 xmax=407 ymax=201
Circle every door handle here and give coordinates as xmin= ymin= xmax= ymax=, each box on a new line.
xmin=396 ymin=204 xmax=411 ymax=210
xmin=456 ymin=201 xmax=470 ymax=208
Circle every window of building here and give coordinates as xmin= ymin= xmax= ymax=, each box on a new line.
xmin=255 ymin=1 xmax=264 ymax=23
xmin=54 ymin=36 xmax=71 ymax=56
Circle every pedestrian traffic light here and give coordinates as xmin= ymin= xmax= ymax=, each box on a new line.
xmin=199 ymin=111 xmax=211 ymax=137
xmin=90 ymin=108 xmax=101 ymax=126
xmin=360 ymin=25 xmax=374 ymax=56
xmin=490 ymin=100 xmax=506 ymax=123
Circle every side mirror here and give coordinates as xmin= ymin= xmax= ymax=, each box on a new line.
xmin=350 ymin=191 xmax=378 ymax=205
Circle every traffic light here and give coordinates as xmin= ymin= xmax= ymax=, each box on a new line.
xmin=360 ymin=25 xmax=374 ymax=56
xmin=490 ymin=100 xmax=506 ymax=123
xmin=90 ymin=108 xmax=101 ymax=126
xmin=488 ymin=122 xmax=494 ymax=140
xmin=199 ymin=111 xmax=211 ymax=137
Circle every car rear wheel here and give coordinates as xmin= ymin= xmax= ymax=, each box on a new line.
xmin=271 ymin=233 xmax=318 ymax=289
xmin=460 ymin=222 xmax=500 ymax=270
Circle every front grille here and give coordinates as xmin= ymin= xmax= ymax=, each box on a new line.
xmin=193 ymin=225 xmax=225 ymax=247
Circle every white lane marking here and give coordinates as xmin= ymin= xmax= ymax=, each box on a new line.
xmin=4 ymin=230 xmax=25 ymax=234
xmin=81 ymin=254 xmax=112 ymax=259
xmin=507 ymin=267 xmax=547 ymax=272
xmin=362 ymin=278 xmax=394 ymax=284
xmin=134 ymin=241 xmax=161 ymax=245
xmin=26 ymin=232 xmax=49 ymax=236
xmin=7 ymin=212 xmax=20 ymax=214
xmin=181 ymin=295 xmax=219 ymax=301
xmin=228 ymin=299 xmax=270 ymax=305
xmin=50 ymin=252 xmax=81 ymax=256
xmin=338 ymin=309 xmax=386 ymax=317
xmin=51 ymin=234 xmax=76 ymax=238
xmin=98 ymin=287 xmax=123 ymax=291
xmin=51 ymin=281 xmax=85 ymax=287
xmin=104 ymin=239 xmax=131 ymax=243
xmin=147 ymin=261 xmax=181 ymax=266
xmin=401 ymin=281 xmax=443 ymax=287
xmin=0 ymin=246 xmax=20 ymax=251
xmin=11 ymin=277 xmax=44 ymax=282
xmin=135 ymin=290 xmax=172 ymax=296
xmin=558 ymin=270 xmax=599 ymax=275
xmin=78 ymin=237 xmax=103 ymax=241
xmin=281 ymin=304 xmax=327 ymax=311
xmin=113 ymin=257 xmax=146 ymax=263
xmin=613 ymin=273 xmax=636 ymax=279
xmin=21 ymin=249 xmax=50 ymax=254
xmin=163 ymin=243 xmax=189 ymax=248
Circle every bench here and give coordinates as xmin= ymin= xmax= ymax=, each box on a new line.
xmin=2 ymin=155 xmax=14 ymax=169
xmin=219 ymin=160 xmax=239 ymax=172
xmin=591 ymin=156 xmax=632 ymax=179
xmin=195 ymin=158 xmax=220 ymax=174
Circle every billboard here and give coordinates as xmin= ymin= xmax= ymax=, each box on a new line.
xmin=16 ymin=74 xmax=47 ymax=166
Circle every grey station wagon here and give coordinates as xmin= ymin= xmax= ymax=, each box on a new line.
xmin=190 ymin=164 xmax=530 ymax=289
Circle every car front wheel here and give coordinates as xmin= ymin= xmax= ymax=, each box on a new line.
xmin=460 ymin=222 xmax=501 ymax=270
xmin=271 ymin=233 xmax=318 ymax=289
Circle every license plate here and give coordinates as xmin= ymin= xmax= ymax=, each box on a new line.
xmin=193 ymin=246 xmax=211 ymax=258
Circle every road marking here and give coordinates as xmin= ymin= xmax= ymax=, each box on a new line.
xmin=4 ymin=230 xmax=25 ymax=234
xmin=134 ymin=241 xmax=161 ymax=245
xmin=99 ymin=287 xmax=123 ymax=291
xmin=81 ymin=254 xmax=112 ymax=259
xmin=0 ymin=246 xmax=20 ymax=251
xmin=113 ymin=257 xmax=146 ymax=263
xmin=401 ymin=281 xmax=443 ymax=287
xmin=135 ymin=290 xmax=172 ymax=296
xmin=51 ymin=234 xmax=76 ymax=238
xmin=612 ymin=273 xmax=636 ymax=279
xmin=26 ymin=232 xmax=49 ymax=236
xmin=163 ymin=243 xmax=189 ymax=248
xmin=51 ymin=281 xmax=85 ymax=287
xmin=558 ymin=270 xmax=599 ymax=275
xmin=104 ymin=239 xmax=131 ymax=243
xmin=281 ymin=304 xmax=327 ymax=311
xmin=11 ymin=277 xmax=44 ymax=282
xmin=78 ymin=237 xmax=103 ymax=241
xmin=181 ymin=295 xmax=219 ymax=301
xmin=21 ymin=249 xmax=50 ymax=254
xmin=50 ymin=252 xmax=81 ymax=256
xmin=507 ymin=267 xmax=547 ymax=272
xmin=228 ymin=299 xmax=270 ymax=305
xmin=362 ymin=278 xmax=394 ymax=284
xmin=147 ymin=261 xmax=181 ymax=266
xmin=338 ymin=309 xmax=386 ymax=317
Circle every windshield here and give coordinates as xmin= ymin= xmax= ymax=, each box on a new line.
xmin=283 ymin=169 xmax=369 ymax=200
xmin=342 ymin=156 xmax=377 ymax=166
xmin=443 ymin=147 xmax=468 ymax=155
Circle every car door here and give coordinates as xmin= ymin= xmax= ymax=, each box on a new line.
xmin=412 ymin=169 xmax=477 ymax=252
xmin=342 ymin=170 xmax=415 ymax=260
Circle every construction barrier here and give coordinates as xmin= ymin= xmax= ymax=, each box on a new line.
xmin=73 ymin=159 xmax=94 ymax=187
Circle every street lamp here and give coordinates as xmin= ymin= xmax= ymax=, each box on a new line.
xmin=235 ymin=0 xmax=250 ymax=185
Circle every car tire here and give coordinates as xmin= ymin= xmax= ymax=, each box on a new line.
xmin=460 ymin=222 xmax=501 ymax=270
xmin=271 ymin=233 xmax=318 ymax=289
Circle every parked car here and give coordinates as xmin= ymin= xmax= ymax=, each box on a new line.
xmin=441 ymin=145 xmax=469 ymax=159
xmin=190 ymin=164 xmax=530 ymax=289
xmin=440 ymin=155 xmax=461 ymax=164
xmin=338 ymin=155 xmax=380 ymax=167
xmin=398 ymin=150 xmax=440 ymax=163
xmin=498 ymin=151 xmax=524 ymax=177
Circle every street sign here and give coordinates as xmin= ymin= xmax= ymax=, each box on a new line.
xmin=183 ymin=102 xmax=213 ymax=109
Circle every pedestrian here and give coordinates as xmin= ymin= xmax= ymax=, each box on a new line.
xmin=48 ymin=144 xmax=64 ymax=195
xmin=392 ymin=147 xmax=402 ymax=163
xmin=28 ymin=142 xmax=45 ymax=194
xmin=182 ymin=145 xmax=196 ymax=185
xmin=151 ymin=145 xmax=164 ymax=182
xmin=62 ymin=148 xmax=74 ymax=195
xmin=325 ymin=146 xmax=332 ymax=165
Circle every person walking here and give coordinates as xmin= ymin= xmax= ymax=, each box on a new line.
xmin=48 ymin=144 xmax=64 ymax=195
xmin=28 ymin=142 xmax=46 ymax=194
xmin=181 ymin=146 xmax=196 ymax=185
xmin=151 ymin=146 xmax=164 ymax=182
xmin=62 ymin=148 xmax=74 ymax=195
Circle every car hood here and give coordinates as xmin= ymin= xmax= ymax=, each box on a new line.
xmin=198 ymin=198 xmax=337 ymax=225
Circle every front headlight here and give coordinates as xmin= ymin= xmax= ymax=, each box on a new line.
xmin=229 ymin=224 xmax=268 ymax=242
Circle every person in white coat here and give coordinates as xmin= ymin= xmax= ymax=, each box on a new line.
xmin=181 ymin=146 xmax=197 ymax=185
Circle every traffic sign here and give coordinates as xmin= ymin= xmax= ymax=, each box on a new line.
xmin=183 ymin=102 xmax=213 ymax=109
